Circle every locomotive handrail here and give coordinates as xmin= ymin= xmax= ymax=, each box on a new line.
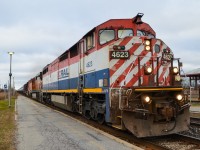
xmin=134 ymin=87 xmax=183 ymax=91
xmin=119 ymin=87 xmax=122 ymax=110
xmin=179 ymin=103 xmax=190 ymax=112
xmin=134 ymin=108 xmax=149 ymax=112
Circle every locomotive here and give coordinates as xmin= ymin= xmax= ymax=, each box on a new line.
xmin=23 ymin=13 xmax=190 ymax=137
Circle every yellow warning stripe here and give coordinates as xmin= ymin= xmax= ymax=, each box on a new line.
xmin=83 ymin=88 xmax=103 ymax=93
xmin=135 ymin=87 xmax=183 ymax=92
xmin=43 ymin=89 xmax=77 ymax=93
xmin=42 ymin=88 xmax=103 ymax=93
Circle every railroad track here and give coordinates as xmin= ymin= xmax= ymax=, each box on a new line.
xmin=145 ymin=134 xmax=200 ymax=150
xmin=190 ymin=117 xmax=200 ymax=127
xmin=145 ymin=117 xmax=200 ymax=149
xmin=178 ymin=117 xmax=200 ymax=141
xmin=19 ymin=93 xmax=200 ymax=150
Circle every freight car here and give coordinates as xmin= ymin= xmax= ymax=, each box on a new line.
xmin=27 ymin=73 xmax=42 ymax=99
xmin=24 ymin=13 xmax=190 ymax=137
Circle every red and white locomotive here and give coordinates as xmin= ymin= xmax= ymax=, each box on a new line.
xmin=24 ymin=13 xmax=190 ymax=137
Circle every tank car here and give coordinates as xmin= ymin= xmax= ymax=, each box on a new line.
xmin=27 ymin=13 xmax=190 ymax=137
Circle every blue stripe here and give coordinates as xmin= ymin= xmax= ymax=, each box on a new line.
xmin=43 ymin=68 xmax=110 ymax=90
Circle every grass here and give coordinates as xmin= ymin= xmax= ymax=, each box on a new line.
xmin=0 ymin=95 xmax=16 ymax=150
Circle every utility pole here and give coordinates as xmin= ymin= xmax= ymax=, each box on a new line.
xmin=13 ymin=77 xmax=15 ymax=96
xmin=8 ymin=52 xmax=14 ymax=107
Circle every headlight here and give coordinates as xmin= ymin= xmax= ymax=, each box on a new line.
xmin=141 ymin=95 xmax=151 ymax=104
xmin=144 ymin=96 xmax=151 ymax=103
xmin=175 ymin=75 xmax=181 ymax=81
xmin=176 ymin=94 xmax=183 ymax=101
xmin=144 ymin=66 xmax=152 ymax=75
xmin=144 ymin=40 xmax=151 ymax=51
xmin=145 ymin=46 xmax=151 ymax=51
xmin=173 ymin=67 xmax=179 ymax=74
xmin=145 ymin=40 xmax=150 ymax=45
xmin=146 ymin=67 xmax=152 ymax=73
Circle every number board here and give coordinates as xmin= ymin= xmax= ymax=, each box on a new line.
xmin=162 ymin=53 xmax=173 ymax=61
xmin=110 ymin=51 xmax=130 ymax=59
xmin=161 ymin=52 xmax=173 ymax=66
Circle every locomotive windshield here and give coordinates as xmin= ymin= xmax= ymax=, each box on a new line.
xmin=137 ymin=30 xmax=155 ymax=38
xmin=99 ymin=29 xmax=115 ymax=45
xmin=118 ymin=29 xmax=133 ymax=38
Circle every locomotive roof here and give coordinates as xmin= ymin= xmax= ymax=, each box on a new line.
xmin=56 ymin=14 xmax=156 ymax=70
xmin=59 ymin=16 xmax=155 ymax=57
xmin=83 ymin=18 xmax=155 ymax=38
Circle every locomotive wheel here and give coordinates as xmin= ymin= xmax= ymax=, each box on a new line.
xmin=90 ymin=108 xmax=98 ymax=120
xmin=97 ymin=114 xmax=105 ymax=124
xmin=72 ymin=101 xmax=78 ymax=112
xmin=84 ymin=110 xmax=91 ymax=120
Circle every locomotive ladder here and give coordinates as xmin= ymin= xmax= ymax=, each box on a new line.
xmin=78 ymin=40 xmax=84 ymax=114
xmin=78 ymin=75 xmax=84 ymax=114
xmin=79 ymin=87 xmax=83 ymax=114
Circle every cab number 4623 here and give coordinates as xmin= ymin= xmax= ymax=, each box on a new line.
xmin=110 ymin=51 xmax=130 ymax=59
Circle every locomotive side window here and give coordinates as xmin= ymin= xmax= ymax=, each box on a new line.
xmin=99 ymin=29 xmax=115 ymax=45
xmin=59 ymin=52 xmax=68 ymax=62
xmin=118 ymin=29 xmax=133 ymax=38
xmin=43 ymin=67 xmax=48 ymax=74
xmin=70 ymin=44 xmax=78 ymax=58
xmin=86 ymin=32 xmax=95 ymax=50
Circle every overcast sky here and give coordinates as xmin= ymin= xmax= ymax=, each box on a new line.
xmin=0 ymin=0 xmax=200 ymax=89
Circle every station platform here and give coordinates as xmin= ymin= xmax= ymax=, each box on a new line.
xmin=189 ymin=101 xmax=200 ymax=118
xmin=190 ymin=106 xmax=200 ymax=112
xmin=15 ymin=95 xmax=142 ymax=150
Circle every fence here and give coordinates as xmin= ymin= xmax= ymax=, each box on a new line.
xmin=185 ymin=87 xmax=200 ymax=102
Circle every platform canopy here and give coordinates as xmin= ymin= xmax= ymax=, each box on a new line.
xmin=184 ymin=68 xmax=200 ymax=89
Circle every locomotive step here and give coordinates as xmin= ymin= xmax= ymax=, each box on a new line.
xmin=112 ymin=124 xmax=126 ymax=130
xmin=112 ymin=125 xmax=123 ymax=130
